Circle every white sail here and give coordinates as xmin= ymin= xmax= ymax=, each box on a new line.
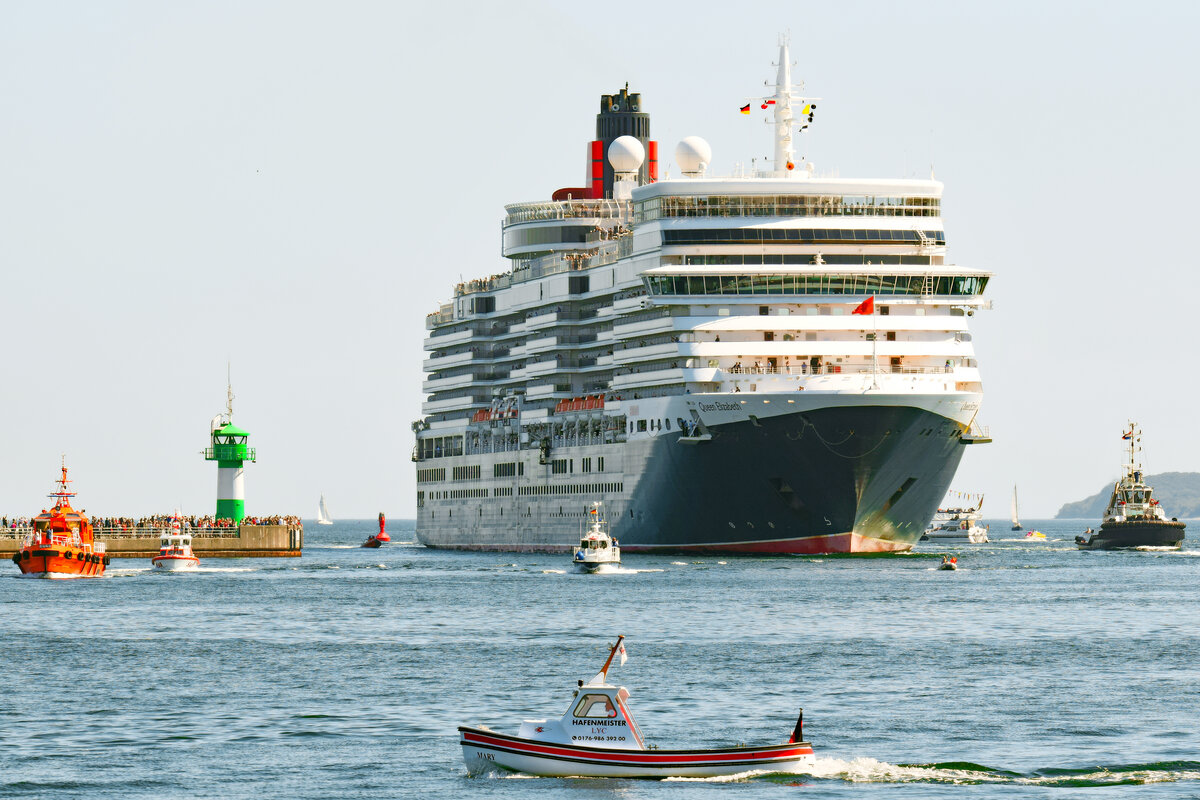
xmin=317 ymin=494 xmax=333 ymax=525
xmin=1010 ymin=486 xmax=1021 ymax=528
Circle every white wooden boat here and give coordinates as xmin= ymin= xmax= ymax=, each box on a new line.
xmin=459 ymin=636 xmax=815 ymax=778
xmin=317 ymin=494 xmax=333 ymax=525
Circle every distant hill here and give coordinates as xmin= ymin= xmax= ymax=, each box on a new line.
xmin=1055 ymin=471 xmax=1200 ymax=519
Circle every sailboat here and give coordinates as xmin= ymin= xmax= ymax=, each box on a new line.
xmin=317 ymin=494 xmax=333 ymax=526
xmin=1010 ymin=486 xmax=1022 ymax=531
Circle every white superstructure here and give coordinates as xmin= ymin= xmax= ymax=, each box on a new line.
xmin=414 ymin=40 xmax=991 ymax=554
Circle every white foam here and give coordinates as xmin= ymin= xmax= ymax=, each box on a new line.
xmin=664 ymin=769 xmax=769 ymax=782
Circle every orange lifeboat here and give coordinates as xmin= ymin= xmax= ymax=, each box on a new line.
xmin=11 ymin=462 xmax=108 ymax=579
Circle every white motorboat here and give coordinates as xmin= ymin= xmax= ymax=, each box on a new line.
xmin=572 ymin=503 xmax=621 ymax=573
xmin=459 ymin=636 xmax=815 ymax=778
xmin=152 ymin=519 xmax=200 ymax=571
xmin=922 ymin=492 xmax=988 ymax=543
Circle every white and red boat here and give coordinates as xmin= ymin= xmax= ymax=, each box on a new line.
xmin=151 ymin=520 xmax=200 ymax=571
xmin=459 ymin=636 xmax=815 ymax=778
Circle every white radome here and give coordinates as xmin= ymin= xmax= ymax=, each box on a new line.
xmin=675 ymin=136 xmax=712 ymax=176
xmin=608 ymin=136 xmax=645 ymax=172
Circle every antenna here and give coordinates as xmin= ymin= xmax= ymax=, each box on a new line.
xmin=226 ymin=363 xmax=235 ymax=423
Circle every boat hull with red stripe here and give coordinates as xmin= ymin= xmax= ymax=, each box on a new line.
xmin=459 ymin=726 xmax=815 ymax=778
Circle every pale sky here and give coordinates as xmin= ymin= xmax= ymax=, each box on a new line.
xmin=2 ymin=1 xmax=1196 ymax=519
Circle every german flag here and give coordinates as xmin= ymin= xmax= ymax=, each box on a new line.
xmin=739 ymin=103 xmax=750 ymax=115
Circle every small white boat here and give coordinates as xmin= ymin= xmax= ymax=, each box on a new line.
xmin=572 ymin=502 xmax=620 ymax=573
xmin=317 ymin=494 xmax=333 ymax=526
xmin=152 ymin=520 xmax=200 ymax=571
xmin=460 ymin=636 xmax=815 ymax=778
xmin=1010 ymin=485 xmax=1022 ymax=530
xmin=922 ymin=492 xmax=988 ymax=543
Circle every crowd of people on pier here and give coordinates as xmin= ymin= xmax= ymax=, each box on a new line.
xmin=1 ymin=513 xmax=303 ymax=533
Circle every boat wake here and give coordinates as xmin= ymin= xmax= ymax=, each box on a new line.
xmin=790 ymin=757 xmax=1200 ymax=787
xmin=661 ymin=757 xmax=1200 ymax=787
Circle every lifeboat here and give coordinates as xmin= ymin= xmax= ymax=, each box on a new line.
xmin=459 ymin=636 xmax=815 ymax=778
xmin=11 ymin=462 xmax=108 ymax=579
xmin=151 ymin=518 xmax=200 ymax=571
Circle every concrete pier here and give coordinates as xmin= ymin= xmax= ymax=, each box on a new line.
xmin=0 ymin=524 xmax=303 ymax=558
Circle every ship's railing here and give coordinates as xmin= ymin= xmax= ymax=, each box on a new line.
xmin=723 ymin=362 xmax=971 ymax=376
xmin=503 ymin=199 xmax=630 ymax=227
xmin=203 ymin=446 xmax=257 ymax=461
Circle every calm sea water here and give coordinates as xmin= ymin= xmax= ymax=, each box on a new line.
xmin=2 ymin=519 xmax=1198 ymax=798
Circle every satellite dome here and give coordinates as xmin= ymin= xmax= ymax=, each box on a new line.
xmin=608 ymin=136 xmax=645 ymax=173
xmin=675 ymin=136 xmax=712 ymax=176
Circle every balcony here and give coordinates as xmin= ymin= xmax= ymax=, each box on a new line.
xmin=525 ymin=335 xmax=558 ymax=354
xmin=204 ymin=445 xmax=257 ymax=462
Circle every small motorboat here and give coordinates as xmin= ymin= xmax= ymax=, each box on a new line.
xmin=361 ymin=535 xmax=382 ymax=548
xmin=937 ymin=556 xmax=958 ymax=571
xmin=152 ymin=519 xmax=200 ymax=571
xmin=572 ymin=502 xmax=620 ymax=573
xmin=459 ymin=635 xmax=815 ymax=779
xmin=375 ymin=512 xmax=390 ymax=542
xmin=1024 ymin=530 xmax=1046 ymax=540
xmin=923 ymin=491 xmax=989 ymax=543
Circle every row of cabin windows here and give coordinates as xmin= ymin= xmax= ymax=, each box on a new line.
xmin=418 ymin=483 xmax=625 ymax=504
xmin=630 ymin=419 xmax=671 ymax=433
xmin=645 ymin=273 xmax=987 ymax=297
xmin=517 ymin=483 xmax=624 ymax=496
xmin=661 ymin=228 xmax=946 ymax=246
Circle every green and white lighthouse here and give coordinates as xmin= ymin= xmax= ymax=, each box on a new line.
xmin=204 ymin=378 xmax=256 ymax=522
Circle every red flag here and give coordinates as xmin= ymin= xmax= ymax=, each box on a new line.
xmin=851 ymin=296 xmax=875 ymax=315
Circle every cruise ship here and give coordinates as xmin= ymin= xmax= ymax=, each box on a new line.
xmin=414 ymin=40 xmax=991 ymax=554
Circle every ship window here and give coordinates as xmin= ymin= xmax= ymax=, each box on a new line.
xmin=575 ymin=694 xmax=618 ymax=718
xmin=637 ymin=420 xmax=647 ymax=432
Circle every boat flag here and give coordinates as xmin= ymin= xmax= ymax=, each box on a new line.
xmin=1122 ymin=431 xmax=1133 ymax=440
xmin=618 ymin=641 xmax=628 ymax=666
xmin=739 ymin=103 xmax=751 ymax=115
xmin=851 ymin=296 xmax=875 ymax=315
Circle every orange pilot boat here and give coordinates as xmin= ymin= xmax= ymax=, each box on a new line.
xmin=10 ymin=462 xmax=108 ymax=579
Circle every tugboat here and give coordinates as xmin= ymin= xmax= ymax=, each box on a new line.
xmin=459 ymin=635 xmax=815 ymax=778
xmin=151 ymin=518 xmax=200 ymax=571
xmin=1076 ymin=423 xmax=1186 ymax=550
xmin=572 ymin=503 xmax=621 ymax=573
xmin=11 ymin=461 xmax=109 ymax=579
xmin=921 ymin=493 xmax=988 ymax=543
